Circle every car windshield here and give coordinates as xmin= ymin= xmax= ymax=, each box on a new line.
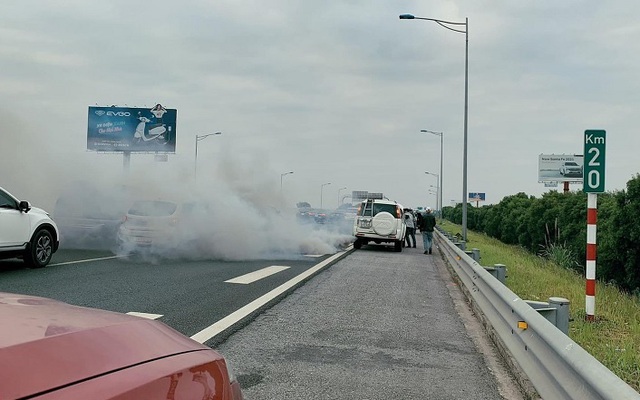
xmin=566 ymin=162 xmax=578 ymax=166
xmin=128 ymin=201 xmax=177 ymax=217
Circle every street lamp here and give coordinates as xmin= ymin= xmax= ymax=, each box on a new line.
xmin=280 ymin=171 xmax=294 ymax=195
xmin=337 ymin=187 xmax=347 ymax=207
xmin=425 ymin=171 xmax=439 ymax=213
xmin=421 ymin=129 xmax=443 ymax=220
xmin=320 ymin=182 xmax=331 ymax=209
xmin=401 ymin=13 xmax=469 ymax=242
xmin=194 ymin=132 xmax=222 ymax=180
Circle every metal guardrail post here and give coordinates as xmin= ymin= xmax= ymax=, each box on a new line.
xmin=472 ymin=248 xmax=480 ymax=262
xmin=484 ymin=264 xmax=506 ymax=284
xmin=549 ymin=297 xmax=570 ymax=335
xmin=493 ymin=263 xmax=506 ymax=283
xmin=524 ymin=298 xmax=570 ymax=335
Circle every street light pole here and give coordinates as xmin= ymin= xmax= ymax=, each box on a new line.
xmin=337 ymin=186 xmax=347 ymax=207
xmin=421 ymin=129 xmax=443 ymax=219
xmin=280 ymin=171 xmax=294 ymax=195
xmin=320 ymin=182 xmax=331 ymax=209
xmin=425 ymin=171 xmax=439 ymax=212
xmin=401 ymin=13 xmax=469 ymax=242
xmin=194 ymin=132 xmax=222 ymax=181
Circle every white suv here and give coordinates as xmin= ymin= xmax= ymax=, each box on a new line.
xmin=0 ymin=187 xmax=59 ymax=268
xmin=352 ymin=199 xmax=406 ymax=252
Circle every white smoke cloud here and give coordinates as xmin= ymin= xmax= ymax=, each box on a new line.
xmin=52 ymin=142 xmax=354 ymax=261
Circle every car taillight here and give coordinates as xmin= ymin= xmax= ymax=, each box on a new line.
xmin=396 ymin=207 xmax=402 ymax=218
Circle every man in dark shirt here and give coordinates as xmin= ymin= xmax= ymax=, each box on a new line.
xmin=419 ymin=207 xmax=437 ymax=254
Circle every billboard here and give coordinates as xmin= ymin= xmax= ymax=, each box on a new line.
xmin=87 ymin=104 xmax=177 ymax=153
xmin=538 ymin=154 xmax=584 ymax=183
xmin=468 ymin=192 xmax=486 ymax=202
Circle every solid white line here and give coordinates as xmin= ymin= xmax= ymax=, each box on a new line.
xmin=190 ymin=250 xmax=347 ymax=344
xmin=224 ymin=266 xmax=290 ymax=284
xmin=50 ymin=255 xmax=126 ymax=266
xmin=127 ymin=312 xmax=164 ymax=320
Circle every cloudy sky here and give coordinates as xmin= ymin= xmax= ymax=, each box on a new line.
xmin=2 ymin=1 xmax=638 ymax=212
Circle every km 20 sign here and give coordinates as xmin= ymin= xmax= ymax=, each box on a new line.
xmin=583 ymin=130 xmax=606 ymax=193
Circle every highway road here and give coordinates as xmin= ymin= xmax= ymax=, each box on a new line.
xmin=0 ymin=242 xmax=525 ymax=399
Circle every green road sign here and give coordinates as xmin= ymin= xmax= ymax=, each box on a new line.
xmin=583 ymin=130 xmax=606 ymax=193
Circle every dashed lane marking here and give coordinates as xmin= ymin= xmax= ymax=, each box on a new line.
xmin=126 ymin=312 xmax=164 ymax=320
xmin=224 ymin=265 xmax=290 ymax=284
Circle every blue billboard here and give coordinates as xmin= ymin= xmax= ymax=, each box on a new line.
xmin=87 ymin=104 xmax=177 ymax=153
xmin=468 ymin=192 xmax=486 ymax=202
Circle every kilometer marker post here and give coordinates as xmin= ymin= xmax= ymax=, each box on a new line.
xmin=583 ymin=129 xmax=606 ymax=322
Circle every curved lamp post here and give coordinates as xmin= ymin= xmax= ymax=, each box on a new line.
xmin=421 ymin=129 xmax=443 ymax=219
xmin=401 ymin=13 xmax=469 ymax=241
xmin=425 ymin=171 xmax=440 ymax=213
xmin=280 ymin=171 xmax=294 ymax=195
xmin=195 ymin=132 xmax=222 ymax=180
xmin=320 ymin=182 xmax=331 ymax=209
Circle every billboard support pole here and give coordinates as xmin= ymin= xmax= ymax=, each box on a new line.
xmin=563 ymin=182 xmax=569 ymax=193
xmin=123 ymin=151 xmax=130 ymax=174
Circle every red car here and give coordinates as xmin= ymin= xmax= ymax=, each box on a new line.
xmin=0 ymin=292 xmax=243 ymax=400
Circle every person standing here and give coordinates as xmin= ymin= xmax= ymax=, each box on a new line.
xmin=420 ymin=207 xmax=437 ymax=254
xmin=403 ymin=208 xmax=416 ymax=248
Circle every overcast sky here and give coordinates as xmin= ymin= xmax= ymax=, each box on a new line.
xmin=2 ymin=1 xmax=638 ymax=212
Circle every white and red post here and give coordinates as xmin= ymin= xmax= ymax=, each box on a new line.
xmin=585 ymin=193 xmax=597 ymax=321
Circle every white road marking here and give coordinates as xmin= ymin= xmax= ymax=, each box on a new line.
xmin=304 ymin=254 xmax=324 ymax=258
xmin=50 ymin=255 xmax=127 ymax=266
xmin=126 ymin=312 xmax=164 ymax=320
xmin=224 ymin=265 xmax=290 ymax=284
xmin=190 ymin=250 xmax=347 ymax=344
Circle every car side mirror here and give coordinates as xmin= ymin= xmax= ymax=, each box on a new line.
xmin=19 ymin=200 xmax=31 ymax=213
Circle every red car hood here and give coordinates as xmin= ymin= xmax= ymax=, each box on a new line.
xmin=0 ymin=292 xmax=213 ymax=399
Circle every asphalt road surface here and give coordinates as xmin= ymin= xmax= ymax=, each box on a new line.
xmin=217 ymin=243 xmax=526 ymax=400
xmin=0 ymin=240 xmax=525 ymax=399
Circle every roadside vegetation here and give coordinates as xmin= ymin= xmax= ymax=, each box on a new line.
xmin=438 ymin=219 xmax=640 ymax=391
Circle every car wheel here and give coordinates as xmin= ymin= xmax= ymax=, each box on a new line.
xmin=353 ymin=239 xmax=362 ymax=249
xmin=394 ymin=240 xmax=402 ymax=252
xmin=24 ymin=229 xmax=54 ymax=268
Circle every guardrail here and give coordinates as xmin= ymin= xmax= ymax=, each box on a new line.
xmin=435 ymin=229 xmax=640 ymax=400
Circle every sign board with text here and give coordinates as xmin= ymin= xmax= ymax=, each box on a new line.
xmin=583 ymin=130 xmax=606 ymax=193
xmin=538 ymin=154 xmax=584 ymax=183
xmin=87 ymin=104 xmax=177 ymax=153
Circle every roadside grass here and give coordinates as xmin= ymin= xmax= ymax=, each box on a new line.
xmin=438 ymin=220 xmax=640 ymax=391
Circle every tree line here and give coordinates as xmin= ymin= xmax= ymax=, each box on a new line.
xmin=442 ymin=174 xmax=640 ymax=294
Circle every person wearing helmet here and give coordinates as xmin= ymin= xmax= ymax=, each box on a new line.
xmin=419 ymin=207 xmax=437 ymax=254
